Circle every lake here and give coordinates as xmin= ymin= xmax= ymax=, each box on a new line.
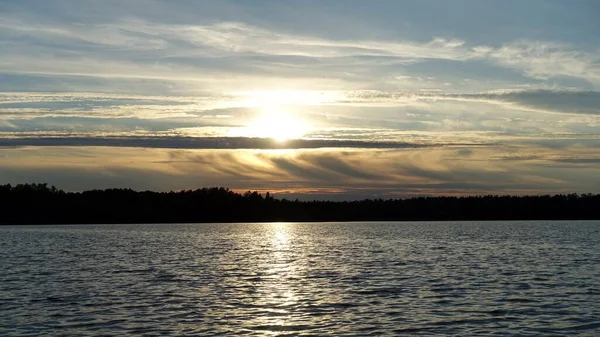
xmin=1 ymin=221 xmax=599 ymax=336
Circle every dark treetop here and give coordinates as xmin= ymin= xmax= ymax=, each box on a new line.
xmin=1 ymin=183 xmax=599 ymax=224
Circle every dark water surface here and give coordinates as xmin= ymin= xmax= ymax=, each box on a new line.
xmin=1 ymin=221 xmax=599 ymax=336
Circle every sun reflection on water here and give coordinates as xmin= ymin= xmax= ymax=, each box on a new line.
xmin=250 ymin=222 xmax=302 ymax=331
xmin=272 ymin=222 xmax=290 ymax=247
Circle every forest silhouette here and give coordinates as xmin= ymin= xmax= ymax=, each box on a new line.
xmin=1 ymin=183 xmax=599 ymax=224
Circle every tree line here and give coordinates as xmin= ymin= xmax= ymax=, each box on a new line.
xmin=1 ymin=183 xmax=599 ymax=224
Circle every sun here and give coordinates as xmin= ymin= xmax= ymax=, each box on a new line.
xmin=244 ymin=107 xmax=308 ymax=142
xmin=227 ymin=90 xmax=322 ymax=141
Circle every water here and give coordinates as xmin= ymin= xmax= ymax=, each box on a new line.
xmin=1 ymin=221 xmax=599 ymax=336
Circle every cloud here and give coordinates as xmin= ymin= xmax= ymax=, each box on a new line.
xmin=0 ymin=17 xmax=473 ymax=59
xmin=453 ymin=90 xmax=600 ymax=115
xmin=487 ymin=41 xmax=600 ymax=84
xmin=552 ymin=158 xmax=600 ymax=164
xmin=334 ymin=89 xmax=600 ymax=116
xmin=0 ymin=136 xmax=434 ymax=149
xmin=1 ymin=13 xmax=599 ymax=89
xmin=2 ymin=145 xmax=600 ymax=198
xmin=1 ymin=89 xmax=599 ymax=149
xmin=3 ymin=89 xmax=599 ymax=121
xmin=0 ymin=93 xmax=237 ymax=120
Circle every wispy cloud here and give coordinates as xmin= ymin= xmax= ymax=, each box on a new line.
xmin=487 ymin=41 xmax=600 ymax=84
xmin=1 ymin=16 xmax=599 ymax=89
xmin=2 ymin=90 xmax=599 ymax=146
xmin=2 ymin=146 xmax=599 ymax=197
xmin=341 ymin=89 xmax=600 ymax=115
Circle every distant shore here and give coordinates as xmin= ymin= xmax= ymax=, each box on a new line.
xmin=1 ymin=183 xmax=599 ymax=224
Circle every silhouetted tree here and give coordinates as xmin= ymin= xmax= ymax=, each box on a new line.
xmin=0 ymin=183 xmax=599 ymax=224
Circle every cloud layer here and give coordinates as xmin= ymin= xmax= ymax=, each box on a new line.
xmin=2 ymin=145 xmax=599 ymax=199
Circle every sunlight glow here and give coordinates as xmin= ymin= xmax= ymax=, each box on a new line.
xmin=226 ymin=90 xmax=339 ymax=141
xmin=248 ymin=109 xmax=308 ymax=141
xmin=229 ymin=104 xmax=309 ymax=142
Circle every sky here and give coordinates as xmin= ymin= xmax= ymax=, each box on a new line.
xmin=1 ymin=0 xmax=599 ymax=200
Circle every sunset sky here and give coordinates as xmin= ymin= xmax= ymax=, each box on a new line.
xmin=1 ymin=0 xmax=599 ymax=199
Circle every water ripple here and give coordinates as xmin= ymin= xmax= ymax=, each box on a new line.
xmin=1 ymin=221 xmax=599 ymax=336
